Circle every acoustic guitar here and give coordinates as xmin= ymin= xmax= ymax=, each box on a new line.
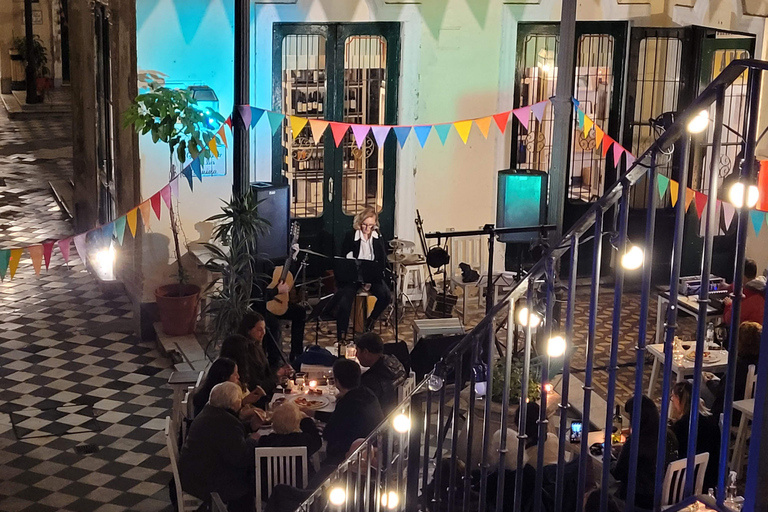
xmin=266 ymin=222 xmax=300 ymax=316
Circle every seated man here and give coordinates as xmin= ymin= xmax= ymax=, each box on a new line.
xmin=179 ymin=381 xmax=258 ymax=512
xmin=356 ymin=332 xmax=406 ymax=414
xmin=314 ymin=358 xmax=384 ymax=466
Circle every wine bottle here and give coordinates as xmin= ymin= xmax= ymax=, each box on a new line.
xmin=611 ymin=404 xmax=623 ymax=444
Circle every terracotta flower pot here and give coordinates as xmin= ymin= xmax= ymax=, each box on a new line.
xmin=155 ymin=284 xmax=201 ymax=336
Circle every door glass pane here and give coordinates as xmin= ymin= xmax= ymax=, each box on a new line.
xmin=281 ymin=34 xmax=327 ymax=218
xmin=341 ymin=35 xmax=387 ymax=215
xmin=515 ymin=33 xmax=559 ymax=174
xmin=628 ymin=37 xmax=682 ymax=208
xmin=569 ymin=34 xmax=615 ymax=202
xmin=698 ymin=48 xmax=750 ymax=196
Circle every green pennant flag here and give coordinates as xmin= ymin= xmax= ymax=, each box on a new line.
xmin=657 ymin=174 xmax=670 ymax=199
xmin=0 ymin=249 xmax=9 ymax=281
xmin=267 ymin=111 xmax=285 ymax=135
xmin=434 ymin=124 xmax=452 ymax=145
xmin=114 ymin=216 xmax=127 ymax=246
xmin=576 ymin=109 xmax=585 ymax=129
xmin=750 ymin=210 xmax=764 ymax=236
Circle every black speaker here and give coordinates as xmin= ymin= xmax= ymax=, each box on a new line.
xmin=251 ymin=182 xmax=290 ymax=261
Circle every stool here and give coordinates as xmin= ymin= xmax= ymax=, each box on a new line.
xmin=400 ymin=263 xmax=427 ymax=307
xmin=352 ymin=292 xmax=377 ymax=334
xmin=412 ymin=318 xmax=465 ymax=345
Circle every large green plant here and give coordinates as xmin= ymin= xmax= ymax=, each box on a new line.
xmin=122 ymin=84 xmax=225 ymax=284
xmin=490 ymin=357 xmax=541 ymax=405
xmin=202 ymin=190 xmax=270 ymax=344
xmin=12 ymin=35 xmax=49 ymax=77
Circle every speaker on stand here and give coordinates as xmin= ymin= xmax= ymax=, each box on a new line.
xmin=251 ymin=182 xmax=290 ymax=261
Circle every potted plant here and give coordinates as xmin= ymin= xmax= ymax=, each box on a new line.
xmin=202 ymin=190 xmax=270 ymax=345
xmin=11 ymin=35 xmax=50 ymax=95
xmin=123 ymin=83 xmax=225 ymax=336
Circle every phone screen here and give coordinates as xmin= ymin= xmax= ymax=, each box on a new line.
xmin=570 ymin=421 xmax=582 ymax=443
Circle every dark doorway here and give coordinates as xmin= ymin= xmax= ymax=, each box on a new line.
xmin=94 ymin=3 xmax=115 ymax=226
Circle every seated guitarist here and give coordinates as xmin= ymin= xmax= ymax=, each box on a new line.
xmin=250 ymin=254 xmax=306 ymax=363
xmin=335 ymin=206 xmax=391 ymax=342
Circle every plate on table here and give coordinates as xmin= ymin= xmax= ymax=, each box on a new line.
xmin=288 ymin=395 xmax=331 ymax=410
xmin=684 ymin=351 xmax=722 ymax=364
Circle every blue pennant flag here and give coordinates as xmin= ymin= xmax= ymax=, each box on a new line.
xmin=413 ymin=125 xmax=432 ymax=148
xmin=182 ymin=166 xmax=194 ymax=191
xmin=393 ymin=126 xmax=412 ymax=148
xmin=101 ymin=222 xmax=114 ymax=243
xmin=434 ymin=124 xmax=452 ymax=145
xmin=750 ymin=210 xmax=764 ymax=236
xmin=191 ymin=159 xmax=202 ymax=181
xmin=572 ymin=98 xmax=580 ymax=108
xmin=251 ymin=107 xmax=265 ymax=128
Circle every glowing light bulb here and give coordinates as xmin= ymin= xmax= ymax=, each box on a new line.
xmin=428 ymin=374 xmax=444 ymax=392
xmin=621 ymin=245 xmax=644 ymax=270
xmin=686 ymin=110 xmax=709 ymax=134
xmin=547 ymin=335 xmax=567 ymax=357
xmin=474 ymin=381 xmax=487 ymax=397
xmin=518 ymin=307 xmax=541 ymax=328
xmin=729 ymin=182 xmax=760 ymax=209
xmin=329 ymin=487 xmax=346 ymax=506
xmin=393 ymin=414 xmax=411 ymax=433
xmin=381 ymin=491 xmax=399 ymax=509
xmin=544 ymin=383 xmax=554 ymax=393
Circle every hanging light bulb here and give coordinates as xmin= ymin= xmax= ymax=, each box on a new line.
xmin=393 ymin=413 xmax=411 ymax=433
xmin=517 ymin=307 xmax=541 ymax=328
xmin=728 ymin=182 xmax=760 ymax=209
xmin=381 ymin=491 xmax=399 ymax=510
xmin=473 ymin=362 xmax=488 ymax=397
xmin=329 ymin=487 xmax=346 ymax=506
xmin=621 ymin=245 xmax=644 ymax=270
xmin=686 ymin=110 xmax=709 ymax=134
xmin=428 ymin=373 xmax=444 ymax=392
xmin=547 ymin=335 xmax=567 ymax=357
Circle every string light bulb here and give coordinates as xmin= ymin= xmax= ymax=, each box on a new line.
xmin=329 ymin=487 xmax=346 ymax=506
xmin=381 ymin=491 xmax=399 ymax=510
xmin=728 ymin=182 xmax=760 ymax=209
xmin=621 ymin=245 xmax=644 ymax=270
xmin=547 ymin=335 xmax=567 ymax=358
xmin=686 ymin=110 xmax=709 ymax=134
xmin=518 ymin=307 xmax=541 ymax=328
xmin=393 ymin=414 xmax=411 ymax=433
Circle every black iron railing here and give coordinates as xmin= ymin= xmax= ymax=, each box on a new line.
xmin=294 ymin=59 xmax=768 ymax=512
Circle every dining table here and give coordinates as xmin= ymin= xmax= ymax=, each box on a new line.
xmin=646 ymin=343 xmax=729 ymax=399
xmin=268 ymin=385 xmax=338 ymax=414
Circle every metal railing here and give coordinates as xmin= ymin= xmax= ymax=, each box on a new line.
xmin=294 ymin=59 xmax=768 ymax=512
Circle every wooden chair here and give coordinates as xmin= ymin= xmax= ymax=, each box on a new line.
xmin=660 ymin=453 xmax=709 ymax=509
xmin=164 ymin=416 xmax=203 ymax=512
xmin=255 ymin=446 xmax=309 ymax=512
xmin=448 ymin=235 xmax=487 ymax=325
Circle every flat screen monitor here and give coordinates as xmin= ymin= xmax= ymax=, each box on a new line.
xmin=496 ymin=170 xmax=548 ymax=243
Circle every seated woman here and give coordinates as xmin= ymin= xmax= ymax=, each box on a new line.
xmin=257 ymin=402 xmax=322 ymax=458
xmin=221 ymin=332 xmax=281 ymax=399
xmin=711 ymin=321 xmax=761 ymax=421
xmin=192 ymin=357 xmax=241 ymax=418
xmin=670 ymin=381 xmax=721 ymax=491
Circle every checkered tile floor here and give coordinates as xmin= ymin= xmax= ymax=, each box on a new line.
xmin=0 ymin=108 xmax=175 ymax=511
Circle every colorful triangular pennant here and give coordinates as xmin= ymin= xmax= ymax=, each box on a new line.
xmin=0 ymin=249 xmax=9 ymax=280
xmin=309 ymin=119 xmax=329 ymax=143
xmin=150 ymin=192 xmax=163 ymax=220
xmin=208 ymin=138 xmax=219 ymax=158
xmin=595 ymin=127 xmax=605 ymax=149
xmin=160 ymin=185 xmax=172 ymax=210
xmin=170 ymin=177 xmax=179 ymax=199
xmin=576 ymin=109 xmax=585 ymax=129
xmin=433 ymin=124 xmax=452 ymax=145
xmin=115 ymin=215 xmax=127 ymax=246
xmin=657 ymin=174 xmax=670 ymax=199
xmin=126 ymin=209 xmax=138 ymax=238
xmin=350 ymin=125 xmax=370 ymax=149
xmin=475 ymin=117 xmax=492 ymax=139
xmin=191 ymin=159 xmax=202 ymax=182
xmin=601 ymin=135 xmax=614 ymax=158
xmin=237 ymin=105 xmax=251 ymax=127
xmin=694 ymin=192 xmax=708 ymax=218
xmin=371 ymin=125 xmax=390 ymax=147
xmin=57 ymin=238 xmax=71 ymax=264
xmin=413 ymin=125 xmax=432 ymax=148
xmin=393 ymin=126 xmax=412 ymax=148
xmin=750 ymin=210 xmax=764 ymax=236
xmin=42 ymin=241 xmax=54 ymax=270
xmin=267 ymin=111 xmax=285 ymax=135
xmin=250 ymin=107 xmax=265 ymax=128
xmin=493 ymin=111 xmax=511 ymax=134
xmin=217 ymin=126 xmax=227 ymax=147
xmin=685 ymin=188 xmax=695 ymax=211
xmin=330 ymin=122 xmax=350 ymax=147
xmin=290 ymin=116 xmax=309 ymax=139
xmin=138 ymin=200 xmax=152 ymax=228
xmin=73 ymin=234 xmax=87 ymax=265
xmin=626 ymin=153 xmax=636 ymax=169
xmin=583 ymin=115 xmax=594 ymax=137
xmin=28 ymin=245 xmax=43 ymax=275
xmin=612 ymin=143 xmax=625 ymax=167
xmin=454 ymin=121 xmax=472 ymax=144
xmin=531 ymin=101 xmax=547 ymax=123
xmin=9 ymin=248 xmax=22 ymax=279
xmin=669 ymin=180 xmax=679 ymax=207
xmin=101 ymin=222 xmax=114 ymax=244
xmin=513 ymin=106 xmax=531 ymax=129
xmin=722 ymin=202 xmax=736 ymax=231
xmin=181 ymin=167 xmax=194 ymax=191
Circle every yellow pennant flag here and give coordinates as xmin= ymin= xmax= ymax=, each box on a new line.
xmin=474 ymin=117 xmax=493 ymax=139
xmin=208 ymin=138 xmax=219 ymax=158
xmin=685 ymin=187 xmax=695 ymax=211
xmin=595 ymin=126 xmax=605 ymax=149
xmin=669 ymin=180 xmax=679 ymax=207
xmin=138 ymin=200 xmax=152 ymax=229
xmin=28 ymin=245 xmax=44 ymax=275
xmin=127 ymin=208 xmax=138 ymax=237
xmin=290 ymin=116 xmax=309 ymax=139
xmin=9 ymin=248 xmax=23 ymax=279
xmin=583 ymin=116 xmax=594 ymax=138
xmin=217 ymin=126 xmax=228 ymax=147
xmin=454 ymin=120 xmax=473 ymax=144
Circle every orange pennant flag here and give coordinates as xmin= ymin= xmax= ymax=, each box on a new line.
xmin=9 ymin=248 xmax=23 ymax=279
xmin=583 ymin=116 xmax=594 ymax=138
xmin=474 ymin=117 xmax=493 ymax=139
xmin=126 ymin=208 xmax=138 ymax=237
xmin=208 ymin=138 xmax=219 ymax=158
xmin=290 ymin=116 xmax=309 ymax=139
xmin=28 ymin=245 xmax=44 ymax=275
xmin=601 ymin=135 xmax=614 ymax=158
xmin=309 ymin=119 xmax=329 ymax=143
xmin=454 ymin=120 xmax=473 ymax=144
xmin=217 ymin=126 xmax=228 ymax=147
xmin=492 ymin=111 xmax=511 ymax=134
xmin=595 ymin=126 xmax=605 ymax=149
xmin=669 ymin=180 xmax=679 ymax=207
xmin=138 ymin=200 xmax=152 ymax=229
xmin=684 ymin=188 xmax=695 ymax=211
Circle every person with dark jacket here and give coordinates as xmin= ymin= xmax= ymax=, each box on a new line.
xmin=670 ymin=381 xmax=721 ymax=491
xmin=179 ymin=381 xmax=258 ymax=512
xmin=307 ymin=358 xmax=384 ymax=466
xmin=334 ymin=206 xmax=391 ymax=341
xmin=356 ymin=332 xmax=406 ymax=414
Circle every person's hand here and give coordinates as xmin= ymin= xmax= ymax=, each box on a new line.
xmin=277 ymin=282 xmax=291 ymax=295
xmin=723 ymin=297 xmax=732 ymax=306
xmin=277 ymin=365 xmax=293 ymax=377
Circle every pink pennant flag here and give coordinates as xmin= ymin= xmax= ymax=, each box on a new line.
xmin=722 ymin=201 xmax=736 ymax=231
xmin=612 ymin=143 xmax=625 ymax=167
xmin=350 ymin=125 xmax=370 ymax=149
xmin=150 ymin=192 xmax=163 ymax=220
xmin=58 ymin=238 xmax=71 ymax=264
xmin=513 ymin=105 xmax=531 ymax=130
xmin=531 ymin=101 xmax=547 ymax=123
xmin=371 ymin=126 xmax=391 ymax=147
xmin=330 ymin=123 xmax=350 ymax=147
xmin=73 ymin=234 xmax=88 ymax=265
xmin=625 ymin=153 xmax=636 ymax=169
xmin=309 ymin=119 xmax=329 ymax=143
xmin=28 ymin=245 xmax=43 ymax=276
xmin=42 ymin=241 xmax=54 ymax=270
xmin=170 ymin=177 xmax=179 ymax=199
xmin=160 ymin=185 xmax=172 ymax=210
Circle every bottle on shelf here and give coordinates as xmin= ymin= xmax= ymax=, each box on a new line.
xmin=611 ymin=404 xmax=623 ymax=444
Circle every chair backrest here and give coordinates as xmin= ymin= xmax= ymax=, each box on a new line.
xmin=255 ymin=446 xmax=309 ymax=512
xmin=210 ymin=492 xmax=228 ymax=512
xmin=164 ymin=416 xmax=187 ymax=512
xmin=745 ymin=364 xmax=757 ymax=399
xmin=661 ymin=453 xmax=709 ymax=507
xmin=398 ymin=371 xmax=417 ymax=404
xmin=448 ymin=235 xmax=486 ymax=283
xmin=300 ymin=364 xmax=333 ymax=380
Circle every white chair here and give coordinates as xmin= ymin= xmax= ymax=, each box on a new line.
xmin=448 ymin=235 xmax=487 ymax=324
xmin=255 ymin=446 xmax=308 ymax=512
xmin=745 ymin=364 xmax=756 ymax=399
xmin=660 ymin=453 xmax=709 ymax=509
xmin=164 ymin=416 xmax=203 ymax=512
xmin=730 ymin=365 xmax=757 ymax=475
xmin=398 ymin=371 xmax=417 ymax=404
xmin=179 ymin=386 xmax=195 ymax=443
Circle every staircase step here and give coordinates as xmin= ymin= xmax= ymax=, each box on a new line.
xmin=48 ymin=179 xmax=74 ymax=219
xmin=555 ymin=374 xmax=607 ymax=431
